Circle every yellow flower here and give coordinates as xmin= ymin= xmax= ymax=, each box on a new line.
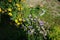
xmin=17 ymin=8 xmax=20 ymax=11
xmin=17 ymin=22 xmax=21 ymax=25
xmin=8 ymin=8 xmax=12 ymax=12
xmin=16 ymin=3 xmax=21 ymax=7
xmin=19 ymin=18 xmax=22 ymax=21
xmin=8 ymin=12 xmax=12 ymax=16
xmin=15 ymin=19 xmax=18 ymax=23
xmin=17 ymin=7 xmax=23 ymax=11
xmin=0 ymin=8 xmax=2 ymax=12
xmin=21 ymin=7 xmax=23 ymax=10
xmin=15 ymin=19 xmax=22 ymax=25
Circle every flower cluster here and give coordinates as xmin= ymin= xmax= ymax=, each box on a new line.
xmin=0 ymin=0 xmax=25 ymax=26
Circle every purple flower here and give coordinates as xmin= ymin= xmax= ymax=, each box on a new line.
xmin=39 ymin=21 xmax=44 ymax=26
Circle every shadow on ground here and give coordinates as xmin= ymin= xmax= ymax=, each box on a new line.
xmin=0 ymin=13 xmax=27 ymax=40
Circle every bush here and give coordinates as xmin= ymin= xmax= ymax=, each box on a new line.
xmin=0 ymin=0 xmax=60 ymax=40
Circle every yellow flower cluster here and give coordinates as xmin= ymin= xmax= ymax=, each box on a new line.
xmin=16 ymin=3 xmax=21 ymax=7
xmin=16 ymin=3 xmax=23 ymax=11
xmin=14 ymin=18 xmax=26 ymax=25
xmin=15 ymin=18 xmax=23 ymax=25
xmin=19 ymin=18 xmax=23 ymax=22
xmin=8 ymin=12 xmax=12 ymax=16
xmin=8 ymin=8 xmax=12 ymax=16
xmin=15 ymin=19 xmax=20 ymax=25
xmin=8 ymin=8 xmax=12 ymax=12
xmin=0 ymin=0 xmax=26 ymax=26
xmin=17 ymin=7 xmax=23 ymax=11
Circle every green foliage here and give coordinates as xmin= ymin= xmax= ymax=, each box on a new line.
xmin=48 ymin=25 xmax=60 ymax=40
